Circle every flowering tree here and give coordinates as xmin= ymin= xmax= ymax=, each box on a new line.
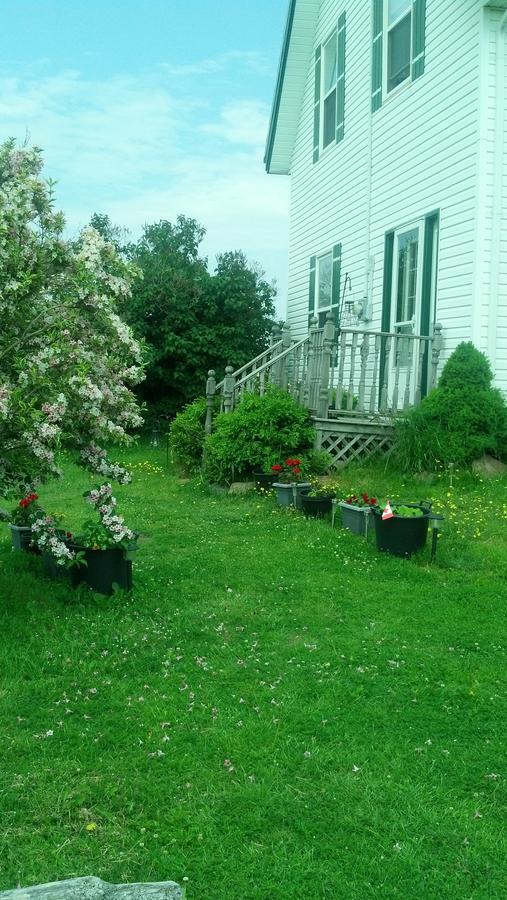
xmin=0 ymin=140 xmax=144 ymax=496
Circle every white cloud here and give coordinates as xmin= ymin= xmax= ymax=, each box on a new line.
xmin=0 ymin=65 xmax=289 ymax=316
xmin=161 ymin=50 xmax=272 ymax=78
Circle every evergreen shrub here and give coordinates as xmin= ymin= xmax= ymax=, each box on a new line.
xmin=393 ymin=342 xmax=507 ymax=471
xmin=168 ymin=398 xmax=208 ymax=475
xmin=202 ymin=388 xmax=315 ymax=485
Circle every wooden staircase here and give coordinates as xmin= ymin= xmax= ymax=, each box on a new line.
xmin=204 ymin=315 xmax=443 ymax=468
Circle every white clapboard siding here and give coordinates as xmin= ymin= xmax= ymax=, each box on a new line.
xmin=282 ymin=0 xmax=507 ymax=394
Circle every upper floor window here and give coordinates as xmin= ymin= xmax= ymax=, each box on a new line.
xmin=372 ymin=0 xmax=426 ymax=113
xmin=387 ymin=0 xmax=412 ymax=92
xmin=313 ymin=13 xmax=346 ymax=163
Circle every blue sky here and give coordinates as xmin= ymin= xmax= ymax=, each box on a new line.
xmin=0 ymin=0 xmax=290 ymax=313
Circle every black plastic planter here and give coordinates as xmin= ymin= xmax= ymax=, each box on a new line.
xmin=10 ymin=524 xmax=39 ymax=553
xmin=370 ymin=504 xmax=431 ymax=558
xmin=253 ymin=472 xmax=278 ymax=491
xmin=70 ymin=546 xmax=132 ymax=595
xmin=300 ymin=495 xmax=334 ymax=517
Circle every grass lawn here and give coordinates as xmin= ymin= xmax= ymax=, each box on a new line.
xmin=0 ymin=445 xmax=506 ymax=899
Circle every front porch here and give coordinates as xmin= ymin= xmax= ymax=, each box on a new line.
xmin=205 ymin=315 xmax=443 ymax=468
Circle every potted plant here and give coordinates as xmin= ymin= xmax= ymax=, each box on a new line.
xmin=300 ymin=481 xmax=336 ymax=517
xmin=338 ymin=492 xmax=378 ymax=536
xmin=69 ymin=483 xmax=138 ymax=595
xmin=271 ymin=458 xmax=312 ymax=509
xmin=8 ymin=493 xmax=45 ymax=552
xmin=370 ymin=501 xmax=432 ymax=558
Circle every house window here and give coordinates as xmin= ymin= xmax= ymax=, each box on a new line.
xmin=371 ymin=0 xmax=426 ymax=112
xmin=387 ymin=0 xmax=412 ymax=92
xmin=317 ymin=252 xmax=333 ymax=309
xmin=308 ymin=244 xmax=342 ymax=326
xmin=322 ymin=32 xmax=338 ymax=148
xmin=313 ymin=13 xmax=346 ymax=161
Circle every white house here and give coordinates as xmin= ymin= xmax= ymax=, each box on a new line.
xmin=265 ymin=0 xmax=507 ymax=401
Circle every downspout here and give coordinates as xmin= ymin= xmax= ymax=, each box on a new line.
xmin=488 ymin=8 xmax=507 ymax=368
xmin=363 ymin=18 xmax=375 ymax=323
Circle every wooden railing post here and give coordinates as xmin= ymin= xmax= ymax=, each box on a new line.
xmin=430 ymin=322 xmax=443 ymax=390
xmin=223 ymin=365 xmax=236 ymax=413
xmin=317 ymin=313 xmax=335 ymax=418
xmin=205 ymin=369 xmax=216 ymax=435
xmin=369 ymin=333 xmax=381 ymax=413
xmin=357 ymin=333 xmax=370 ymax=413
xmin=304 ymin=315 xmax=319 ymax=411
xmin=279 ymin=321 xmax=292 ymax=390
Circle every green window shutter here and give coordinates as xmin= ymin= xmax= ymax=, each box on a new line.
xmin=412 ymin=0 xmax=426 ymax=80
xmin=372 ymin=0 xmax=383 ymax=112
xmin=379 ymin=230 xmax=394 ymax=405
xmin=309 ymin=255 xmax=316 ymax=315
xmin=336 ymin=14 xmax=346 ymax=143
xmin=313 ymin=48 xmax=321 ymax=163
xmin=331 ymin=243 xmax=342 ymax=312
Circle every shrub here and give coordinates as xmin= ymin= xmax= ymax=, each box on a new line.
xmin=202 ymin=388 xmax=315 ymax=484
xmin=393 ymin=343 xmax=507 ymax=471
xmin=168 ymin=398 xmax=208 ymax=475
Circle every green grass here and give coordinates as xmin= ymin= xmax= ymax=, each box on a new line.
xmin=0 ymin=447 xmax=506 ymax=899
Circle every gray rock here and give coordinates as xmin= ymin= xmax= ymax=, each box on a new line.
xmin=228 ymin=481 xmax=255 ymax=494
xmin=0 ymin=877 xmax=183 ymax=900
xmin=471 ymin=455 xmax=507 ymax=478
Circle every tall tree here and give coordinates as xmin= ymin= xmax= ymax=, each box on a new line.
xmin=124 ymin=217 xmax=276 ymax=421
xmin=0 ymin=142 xmax=144 ymax=496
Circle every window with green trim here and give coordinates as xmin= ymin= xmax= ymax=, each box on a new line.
xmin=313 ymin=13 xmax=346 ymax=161
xmin=308 ymin=244 xmax=342 ymax=326
xmin=371 ymin=0 xmax=426 ymax=112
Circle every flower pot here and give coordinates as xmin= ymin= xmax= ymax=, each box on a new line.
xmin=253 ymin=472 xmax=278 ymax=491
xmin=272 ymin=482 xmax=312 ymax=509
xmin=42 ymin=552 xmax=69 ymax=581
xmin=300 ymin=495 xmax=334 ymax=517
xmin=69 ymin=545 xmax=133 ymax=595
xmin=9 ymin=524 xmax=39 ymax=553
xmin=370 ymin=504 xmax=431 ymax=558
xmin=338 ymin=502 xmax=371 ymax=536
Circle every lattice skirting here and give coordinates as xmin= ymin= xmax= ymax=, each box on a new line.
xmin=313 ymin=416 xmax=394 ymax=468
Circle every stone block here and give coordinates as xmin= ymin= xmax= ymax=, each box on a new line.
xmin=0 ymin=876 xmax=183 ymax=900
xmin=228 ymin=482 xmax=255 ymax=494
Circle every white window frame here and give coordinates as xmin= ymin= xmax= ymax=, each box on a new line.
xmin=384 ymin=0 xmax=413 ymax=96
xmin=390 ymin=218 xmax=424 ymax=368
xmin=316 ymin=251 xmax=333 ymax=312
xmin=320 ymin=28 xmax=338 ymax=151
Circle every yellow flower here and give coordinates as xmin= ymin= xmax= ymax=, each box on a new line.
xmin=86 ymin=822 xmax=98 ymax=832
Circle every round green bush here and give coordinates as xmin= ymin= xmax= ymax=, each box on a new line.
xmin=202 ymin=388 xmax=315 ymax=484
xmin=393 ymin=342 xmax=507 ymax=471
xmin=168 ymin=398 xmax=208 ymax=475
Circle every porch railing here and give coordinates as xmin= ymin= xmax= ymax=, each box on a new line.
xmin=205 ymin=314 xmax=443 ymax=433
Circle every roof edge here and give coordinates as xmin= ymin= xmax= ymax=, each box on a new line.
xmin=264 ymin=0 xmax=297 ymax=173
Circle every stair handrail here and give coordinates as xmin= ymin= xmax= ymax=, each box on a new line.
xmin=233 ymin=334 xmax=309 ymax=391
xmin=215 ymin=339 xmax=283 ymax=391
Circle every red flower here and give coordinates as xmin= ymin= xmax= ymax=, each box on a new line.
xmin=271 ymin=464 xmax=283 ymax=472
xmin=292 ymin=458 xmax=301 ymax=466
xmin=19 ymin=498 xmax=29 ymax=508
xmin=369 ymin=497 xmax=377 ymax=506
xmin=292 ymin=467 xmax=301 ymax=475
